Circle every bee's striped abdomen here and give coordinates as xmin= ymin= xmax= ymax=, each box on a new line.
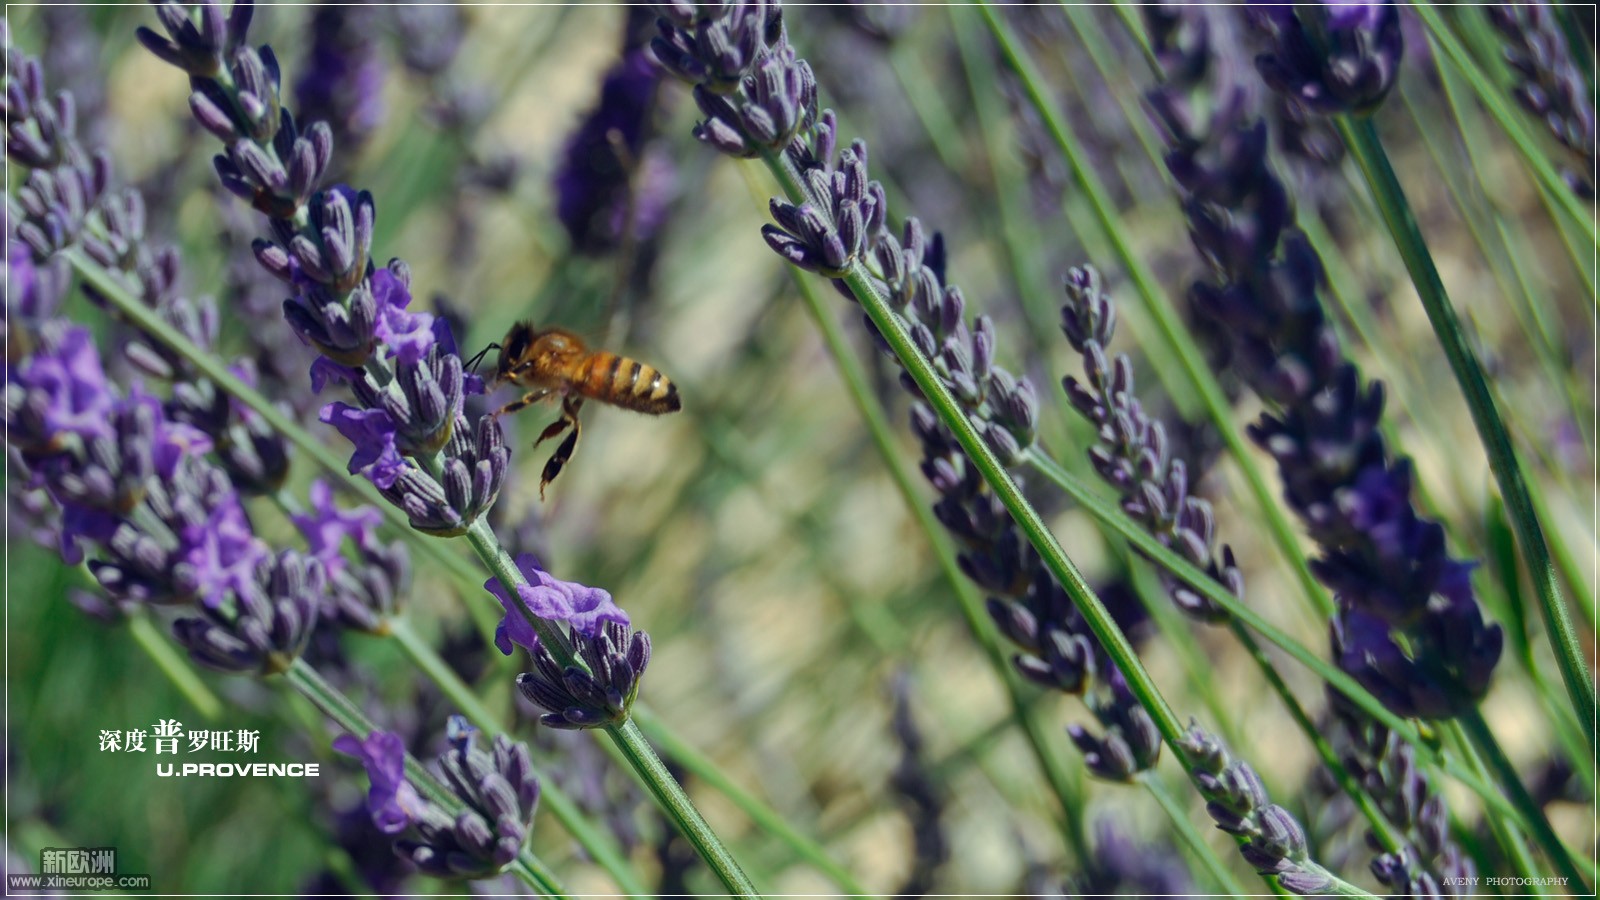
xmin=580 ymin=351 xmax=681 ymax=415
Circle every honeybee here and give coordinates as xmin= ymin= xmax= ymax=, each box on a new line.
xmin=471 ymin=322 xmax=681 ymax=498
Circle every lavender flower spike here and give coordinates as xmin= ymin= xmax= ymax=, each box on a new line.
xmin=1255 ymin=3 xmax=1405 ymax=116
xmin=336 ymin=718 xmax=541 ymax=878
xmin=1487 ymin=3 xmax=1597 ymax=197
xmin=1178 ymin=722 xmax=1335 ymax=895
xmin=139 ymin=1 xmax=508 ymax=537
xmin=515 ymin=621 xmax=652 ymax=730
xmin=1060 ymin=265 xmax=1241 ymax=624
xmin=1146 ymin=5 xmax=1502 ymax=720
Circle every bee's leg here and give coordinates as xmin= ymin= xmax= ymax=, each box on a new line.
xmin=532 ymin=415 xmax=570 ymax=448
xmin=494 ymin=388 xmax=552 ymax=418
xmin=539 ymin=398 xmax=584 ymax=500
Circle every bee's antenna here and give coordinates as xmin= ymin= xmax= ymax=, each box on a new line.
xmin=466 ymin=342 xmax=500 ymax=374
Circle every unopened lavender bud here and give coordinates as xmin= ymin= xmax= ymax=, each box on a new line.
xmin=1070 ymin=726 xmax=1137 ymax=782
xmin=289 ymin=234 xmax=329 ymax=282
xmin=250 ymin=239 xmax=291 ymax=281
xmin=188 ymin=88 xmax=239 ymax=142
xmin=985 ymin=598 xmax=1039 ymax=651
xmin=935 ymin=285 xmax=964 ymax=338
xmin=835 ymin=199 xmax=863 ymax=258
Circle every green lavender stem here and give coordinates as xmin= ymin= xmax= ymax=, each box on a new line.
xmin=1333 ymin=114 xmax=1596 ymax=754
xmin=610 ymin=719 xmax=757 ymax=894
xmin=125 ymin=610 xmax=224 ymax=721
xmin=1458 ymin=710 xmax=1589 ymax=891
xmin=630 ymin=707 xmax=868 ymax=895
xmin=1423 ymin=64 xmax=1593 ymax=427
xmin=1448 ymin=721 xmax=1546 ymax=894
xmin=57 ymin=561 xmax=224 ymax=720
xmin=759 ymin=146 xmax=1357 ymax=896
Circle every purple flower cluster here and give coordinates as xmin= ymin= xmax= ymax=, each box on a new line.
xmin=7 ymin=316 xmax=321 ymax=674
xmin=1059 ymin=264 xmax=1242 ymax=624
xmin=1487 ymin=3 xmax=1597 ymax=198
xmin=6 ymin=28 xmax=292 ymax=497
xmin=488 ymin=555 xmax=650 ymax=730
xmin=1252 ymin=2 xmax=1404 ymax=116
xmin=137 ymin=0 xmax=508 ymax=538
xmin=1178 ymin=723 xmax=1333 ymax=894
xmin=1145 ymin=6 xmax=1480 ymax=890
xmin=335 ymin=718 xmax=541 ymax=878
xmin=4 ymin=25 xmax=325 ymax=674
xmin=1146 ymin=5 xmax=1502 ymax=723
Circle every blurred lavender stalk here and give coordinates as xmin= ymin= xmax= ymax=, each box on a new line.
xmin=885 ymin=672 xmax=949 ymax=897
xmin=293 ymin=3 xmax=385 ymax=168
xmin=1486 ymin=2 xmax=1597 ymax=198
xmin=552 ymin=7 xmax=673 ymax=258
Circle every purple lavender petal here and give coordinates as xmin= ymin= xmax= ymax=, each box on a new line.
xmin=319 ymin=402 xmax=406 ymax=489
xmin=291 ymin=478 xmax=382 ymax=572
xmin=334 ymin=731 xmax=424 ymax=835
xmin=10 ymin=325 xmax=115 ymax=443
xmin=375 ymin=304 xmax=435 ymax=366
xmin=485 ymin=553 xmax=630 ymax=656
xmin=181 ymin=501 xmax=269 ymax=609
xmin=308 ymin=356 xmax=359 ymax=394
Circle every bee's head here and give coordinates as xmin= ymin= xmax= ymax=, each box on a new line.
xmin=466 ymin=322 xmax=534 ymax=386
xmin=499 ymin=322 xmax=537 ymax=382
